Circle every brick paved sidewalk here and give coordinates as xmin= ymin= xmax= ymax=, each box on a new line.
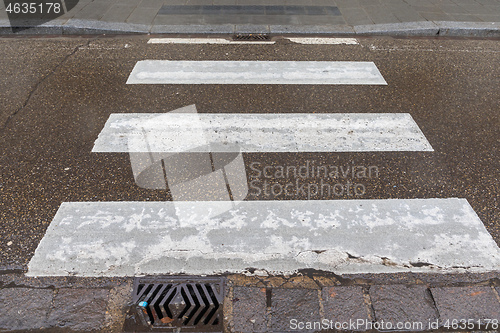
xmin=1 ymin=272 xmax=500 ymax=332
xmin=1 ymin=0 xmax=500 ymax=35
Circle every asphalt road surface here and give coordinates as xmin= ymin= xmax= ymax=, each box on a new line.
xmin=0 ymin=35 xmax=499 ymax=277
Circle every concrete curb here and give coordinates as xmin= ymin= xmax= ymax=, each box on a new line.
xmin=63 ymin=18 xmax=151 ymax=34
xmin=436 ymin=21 xmax=500 ymax=37
xmin=353 ymin=21 xmax=440 ymax=36
xmin=0 ymin=19 xmax=499 ymax=37
xmin=269 ymin=24 xmax=354 ymax=35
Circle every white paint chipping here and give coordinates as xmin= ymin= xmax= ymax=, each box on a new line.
xmin=26 ymin=199 xmax=500 ymax=277
xmin=147 ymin=38 xmax=358 ymax=45
xmin=126 ymin=61 xmax=387 ymax=85
xmin=287 ymin=38 xmax=359 ymax=45
xmin=148 ymin=38 xmax=275 ymax=44
xmin=92 ymin=112 xmax=433 ymax=153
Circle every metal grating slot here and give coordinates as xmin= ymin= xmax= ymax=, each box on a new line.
xmin=232 ymin=34 xmax=271 ymax=41
xmin=126 ymin=276 xmax=225 ymax=332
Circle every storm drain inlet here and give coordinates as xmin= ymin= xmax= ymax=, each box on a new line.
xmin=128 ymin=276 xmax=225 ymax=332
xmin=232 ymin=34 xmax=271 ymax=41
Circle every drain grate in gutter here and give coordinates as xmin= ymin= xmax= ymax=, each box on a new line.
xmin=128 ymin=276 xmax=225 ymax=332
xmin=233 ymin=34 xmax=271 ymax=41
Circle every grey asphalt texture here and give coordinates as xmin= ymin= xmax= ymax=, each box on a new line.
xmin=0 ymin=0 xmax=500 ymax=36
xmin=0 ymin=35 xmax=499 ymax=331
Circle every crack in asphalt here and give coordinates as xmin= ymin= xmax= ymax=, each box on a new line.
xmin=0 ymin=37 xmax=99 ymax=132
xmin=426 ymin=287 xmax=441 ymax=319
xmin=491 ymin=285 xmax=500 ymax=303
xmin=362 ymin=286 xmax=376 ymax=322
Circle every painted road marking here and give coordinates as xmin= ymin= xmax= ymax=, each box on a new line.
xmin=126 ymin=61 xmax=387 ymax=85
xmin=147 ymin=38 xmax=358 ymax=45
xmin=148 ymin=38 xmax=275 ymax=44
xmin=287 ymin=38 xmax=359 ymax=45
xmin=26 ymin=198 xmax=500 ymax=277
xmin=92 ymin=111 xmax=433 ymax=153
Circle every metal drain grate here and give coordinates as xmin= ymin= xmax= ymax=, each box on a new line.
xmin=127 ymin=276 xmax=225 ymax=332
xmin=232 ymin=34 xmax=271 ymax=41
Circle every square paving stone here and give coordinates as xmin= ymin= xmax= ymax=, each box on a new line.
xmin=450 ymin=14 xmax=482 ymax=21
xmin=475 ymin=0 xmax=500 ymax=4
xmin=322 ymin=286 xmax=369 ymax=326
xmin=215 ymin=0 xmax=237 ymax=4
xmin=382 ymin=0 xmax=407 ymax=4
xmin=405 ymin=0 xmax=434 ymax=6
xmin=265 ymin=5 xmax=286 ymax=15
xmin=464 ymin=4 xmax=500 ymax=15
xmin=164 ymin=0 xmax=187 ymax=4
xmin=365 ymin=5 xmax=399 ymax=23
xmin=310 ymin=0 xmax=336 ymax=6
xmin=154 ymin=14 xmax=204 ymax=25
xmin=127 ymin=7 xmax=158 ymax=24
xmin=476 ymin=14 xmax=500 ymax=22
xmin=286 ymin=0 xmax=312 ymax=5
xmin=393 ymin=10 xmax=424 ymax=22
xmin=370 ymin=285 xmax=438 ymax=330
xmin=0 ymin=288 xmax=54 ymax=331
xmin=358 ymin=0 xmax=380 ymax=5
xmin=139 ymin=0 xmax=166 ymax=9
xmin=232 ymin=287 xmax=267 ymax=332
xmin=340 ymin=7 xmax=373 ymax=25
xmin=299 ymin=15 xmax=346 ymax=25
xmin=432 ymin=286 xmax=500 ymax=324
xmin=47 ymin=288 xmax=110 ymax=331
xmin=271 ymin=288 xmax=321 ymax=332
xmin=438 ymin=4 xmax=470 ymax=14
xmin=73 ymin=3 xmax=111 ymax=20
xmin=335 ymin=0 xmax=361 ymax=9
xmin=418 ymin=11 xmax=454 ymax=21
xmin=101 ymin=5 xmax=136 ymax=22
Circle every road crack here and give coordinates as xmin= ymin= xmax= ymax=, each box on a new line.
xmin=0 ymin=37 xmax=98 ymax=131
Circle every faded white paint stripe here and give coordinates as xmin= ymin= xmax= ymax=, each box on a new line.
xmin=287 ymin=38 xmax=359 ymax=45
xmin=92 ymin=113 xmax=433 ymax=153
xmin=126 ymin=61 xmax=387 ymax=85
xmin=148 ymin=38 xmax=275 ymax=44
xmin=27 ymin=199 xmax=500 ymax=277
xmin=147 ymin=38 xmax=358 ymax=45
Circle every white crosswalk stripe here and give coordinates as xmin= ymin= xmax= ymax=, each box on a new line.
xmin=93 ymin=110 xmax=433 ymax=153
xmin=126 ymin=60 xmax=387 ymax=85
xmin=27 ymin=46 xmax=500 ymax=277
xmin=148 ymin=38 xmax=276 ymax=44
xmin=26 ymin=199 xmax=500 ymax=277
xmin=287 ymin=38 xmax=359 ymax=45
xmin=147 ymin=37 xmax=359 ymax=45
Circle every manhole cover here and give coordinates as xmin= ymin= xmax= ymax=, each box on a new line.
xmin=232 ymin=34 xmax=271 ymax=41
xmin=125 ymin=276 xmax=225 ymax=332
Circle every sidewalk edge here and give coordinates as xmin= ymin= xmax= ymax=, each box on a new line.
xmin=0 ymin=19 xmax=499 ymax=37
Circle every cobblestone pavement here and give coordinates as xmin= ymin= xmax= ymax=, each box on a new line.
xmin=1 ymin=272 xmax=500 ymax=332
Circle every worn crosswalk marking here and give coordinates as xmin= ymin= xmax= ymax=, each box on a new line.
xmin=26 ymin=199 xmax=500 ymax=277
xmin=287 ymin=38 xmax=359 ymax=45
xmin=93 ymin=111 xmax=432 ymax=153
xmin=27 ymin=41 xmax=499 ymax=281
xmin=147 ymin=37 xmax=359 ymax=45
xmin=126 ymin=61 xmax=387 ymax=85
xmin=148 ymin=38 xmax=276 ymax=44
